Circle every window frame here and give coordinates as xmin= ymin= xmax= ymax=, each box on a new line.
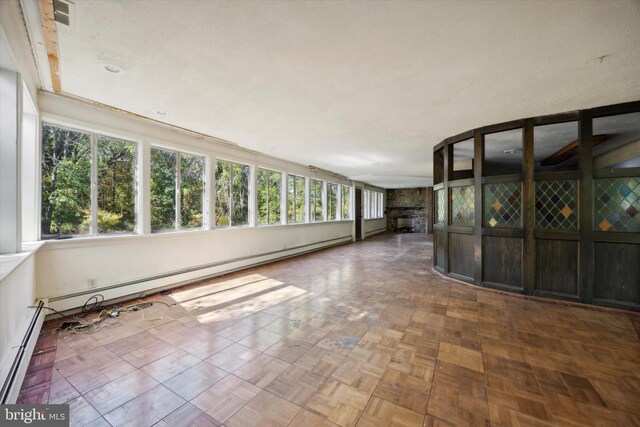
xmin=150 ymin=146 xmax=206 ymax=233
xmin=326 ymin=182 xmax=339 ymax=221
xmin=41 ymin=120 xmax=142 ymax=239
xmin=287 ymin=173 xmax=306 ymax=224
xmin=215 ymin=157 xmax=251 ymax=228
xmin=256 ymin=166 xmax=284 ymax=226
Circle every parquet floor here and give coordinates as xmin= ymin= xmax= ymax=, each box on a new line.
xmin=19 ymin=233 xmax=640 ymax=426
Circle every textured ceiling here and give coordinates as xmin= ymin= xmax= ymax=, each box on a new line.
xmin=54 ymin=0 xmax=640 ymax=188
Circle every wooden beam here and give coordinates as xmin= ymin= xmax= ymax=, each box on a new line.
xmin=594 ymin=139 xmax=640 ymax=169
xmin=38 ymin=0 xmax=61 ymax=92
xmin=541 ymin=135 xmax=606 ymax=167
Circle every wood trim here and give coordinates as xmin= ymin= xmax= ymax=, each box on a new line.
xmin=448 ymin=178 xmax=474 ymax=188
xmin=533 ymin=111 xmax=579 ymax=126
xmin=433 ymin=266 xmax=640 ymax=315
xmin=592 ymin=232 xmax=640 ymax=244
xmin=480 ymin=119 xmax=523 ymax=135
xmin=448 ymin=130 xmax=474 ymax=145
xmin=38 ymin=0 xmax=61 ymax=92
xmin=442 ymin=143 xmax=452 ymax=273
xmin=578 ymin=110 xmax=594 ymax=304
xmin=534 ymin=170 xmax=580 ymax=181
xmin=481 ymin=228 xmax=524 ymax=238
xmin=448 ymin=226 xmax=474 ymax=235
xmin=591 ymin=100 xmax=640 ymax=118
xmin=534 ymin=230 xmax=580 ymax=240
xmin=482 ymin=281 xmax=524 ymax=293
xmin=533 ymin=290 xmax=580 ymax=302
xmin=481 ymin=174 xmax=523 ymax=184
xmin=473 ymin=129 xmax=483 ymax=285
xmin=522 ymin=119 xmax=535 ymax=295
xmin=593 ymin=167 xmax=640 ymax=178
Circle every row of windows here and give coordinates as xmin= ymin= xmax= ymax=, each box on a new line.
xmin=41 ymin=124 xmax=352 ymax=239
xmin=364 ymin=190 xmax=384 ymax=219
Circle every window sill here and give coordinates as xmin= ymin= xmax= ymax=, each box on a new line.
xmin=35 ymin=220 xmax=354 ymax=249
xmin=0 ymin=242 xmax=45 ymax=283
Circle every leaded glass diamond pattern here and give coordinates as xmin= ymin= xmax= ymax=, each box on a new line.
xmin=435 ymin=189 xmax=444 ymax=224
xmin=484 ymin=183 xmax=521 ymax=228
xmin=535 ymin=180 xmax=578 ymax=230
xmin=450 ymin=186 xmax=474 ymax=226
xmin=594 ymin=177 xmax=640 ymax=232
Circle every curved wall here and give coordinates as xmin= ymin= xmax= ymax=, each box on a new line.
xmin=432 ymin=100 xmax=640 ymax=311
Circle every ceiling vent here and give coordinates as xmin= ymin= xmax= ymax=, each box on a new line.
xmin=53 ymin=0 xmax=71 ymax=26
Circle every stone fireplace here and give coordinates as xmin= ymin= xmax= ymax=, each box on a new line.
xmin=386 ymin=188 xmax=430 ymax=233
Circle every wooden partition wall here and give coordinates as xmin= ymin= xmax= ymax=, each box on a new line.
xmin=432 ymin=100 xmax=640 ymax=311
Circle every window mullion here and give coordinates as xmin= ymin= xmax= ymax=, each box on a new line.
xmin=175 ymin=152 xmax=181 ymax=230
xmin=229 ymin=163 xmax=234 ymax=227
xmin=90 ymin=133 xmax=98 ymax=235
xmin=266 ymin=170 xmax=270 ymax=224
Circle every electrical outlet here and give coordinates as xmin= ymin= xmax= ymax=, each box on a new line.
xmin=88 ymin=279 xmax=97 ymax=288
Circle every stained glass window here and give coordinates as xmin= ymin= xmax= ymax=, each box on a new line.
xmin=594 ymin=177 xmax=640 ymax=232
xmin=450 ymin=186 xmax=474 ymax=226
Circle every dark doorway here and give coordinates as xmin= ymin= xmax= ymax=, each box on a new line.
xmin=355 ymin=188 xmax=363 ymax=240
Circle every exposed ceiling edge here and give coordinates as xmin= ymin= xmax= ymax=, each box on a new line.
xmin=36 ymin=0 xmax=60 ymax=92
xmin=39 ymin=92 xmax=362 ymax=186
xmin=18 ymin=0 xmax=52 ymax=91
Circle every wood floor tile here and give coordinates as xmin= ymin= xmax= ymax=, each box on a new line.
xmin=191 ymin=374 xmax=261 ymax=424
xmin=306 ymin=379 xmax=372 ymax=427
xmin=140 ymin=349 xmax=200 ymax=382
xmin=264 ymin=336 xmax=313 ymax=363
xmin=66 ymin=358 xmax=136 ymax=394
xmin=66 ymin=395 xmax=102 ymax=427
xmin=234 ymin=353 xmax=290 ymax=387
xmin=436 ymin=342 xmax=484 ymax=373
xmin=178 ymin=332 xmax=234 ymax=359
xmin=53 ymin=346 xmax=119 ymax=377
xmin=295 ymin=346 xmax=346 ymax=379
xmin=357 ymin=396 xmax=424 ymax=427
xmin=265 ymin=365 xmax=327 ymax=406
xmin=48 ymin=369 xmax=80 ymax=404
xmin=238 ymin=328 xmax=284 ymax=352
xmin=120 ymin=340 xmax=179 ymax=368
xmin=84 ymin=370 xmax=158 ymax=414
xmin=163 ymin=361 xmax=228 ymax=401
xmin=103 ymin=385 xmax=185 ymax=427
xmin=156 ymin=402 xmax=221 ymax=427
xmin=19 ymin=233 xmax=640 ymax=427
xmin=206 ymin=343 xmax=260 ymax=372
xmin=226 ymin=390 xmax=301 ymax=426
xmin=373 ymin=366 xmax=431 ymax=414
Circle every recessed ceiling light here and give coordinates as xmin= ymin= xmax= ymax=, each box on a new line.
xmin=102 ymin=63 xmax=122 ymax=73
xmin=503 ymin=148 xmax=522 ymax=154
xmin=155 ymin=110 xmax=167 ymax=116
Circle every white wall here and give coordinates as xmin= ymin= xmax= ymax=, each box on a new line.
xmin=363 ymin=217 xmax=387 ymax=238
xmin=37 ymin=94 xmax=356 ymax=311
xmin=0 ymin=255 xmax=41 ymax=403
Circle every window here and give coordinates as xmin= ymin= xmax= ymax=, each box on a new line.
xmin=41 ymin=124 xmax=92 ymax=238
xmin=364 ymin=190 xmax=384 ymax=219
xmin=41 ymin=124 xmax=138 ymax=239
xmin=327 ymin=183 xmax=338 ymax=221
xmin=342 ymin=185 xmax=351 ymax=220
xmin=181 ymin=154 xmax=205 ymax=228
xmin=310 ymin=179 xmax=324 ymax=222
xmin=371 ymin=191 xmax=377 ymax=218
xmin=150 ymin=148 xmax=205 ymax=232
xmin=150 ymin=148 xmax=176 ymax=232
xmin=216 ymin=160 xmax=250 ymax=227
xmin=288 ymin=174 xmax=305 ymax=223
xmin=364 ymin=190 xmax=370 ymax=219
xmin=257 ymin=168 xmax=282 ymax=225
xmin=97 ymin=136 xmax=136 ymax=234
